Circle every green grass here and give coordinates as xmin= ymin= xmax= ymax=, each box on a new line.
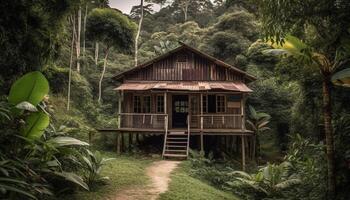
xmin=159 ymin=162 xmax=240 ymax=200
xmin=65 ymin=152 xmax=154 ymax=200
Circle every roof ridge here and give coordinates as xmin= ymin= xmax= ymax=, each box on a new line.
xmin=113 ymin=43 xmax=256 ymax=82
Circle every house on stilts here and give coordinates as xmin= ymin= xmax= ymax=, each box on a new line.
xmin=111 ymin=43 xmax=256 ymax=169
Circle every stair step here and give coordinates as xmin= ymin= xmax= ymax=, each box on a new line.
xmin=163 ymin=154 xmax=187 ymax=158
xmin=167 ymin=137 xmax=188 ymax=140
xmin=169 ymin=132 xmax=186 ymax=135
xmin=166 ymin=141 xmax=188 ymax=144
xmin=166 ymin=145 xmax=187 ymax=148
xmin=165 ymin=149 xmax=187 ymax=152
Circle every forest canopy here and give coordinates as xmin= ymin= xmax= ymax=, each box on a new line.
xmin=0 ymin=0 xmax=350 ymax=199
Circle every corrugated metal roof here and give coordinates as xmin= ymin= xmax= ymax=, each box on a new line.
xmin=114 ymin=81 xmax=252 ymax=92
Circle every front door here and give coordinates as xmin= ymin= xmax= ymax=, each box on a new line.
xmin=172 ymin=95 xmax=189 ymax=128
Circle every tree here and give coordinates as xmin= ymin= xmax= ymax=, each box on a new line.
xmin=0 ymin=0 xmax=72 ymax=93
xmin=255 ymin=1 xmax=350 ymax=198
xmin=134 ymin=0 xmax=144 ymax=67
xmin=146 ymin=0 xmax=168 ymax=9
xmin=86 ymin=8 xmax=136 ymax=103
xmin=264 ymin=35 xmax=350 ymax=199
xmin=67 ymin=15 xmax=76 ymax=111
xmin=246 ymin=105 xmax=271 ymax=160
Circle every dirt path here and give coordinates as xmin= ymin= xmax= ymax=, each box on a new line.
xmin=112 ymin=160 xmax=181 ymax=200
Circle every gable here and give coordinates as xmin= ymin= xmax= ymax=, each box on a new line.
xmin=114 ymin=44 xmax=256 ymax=82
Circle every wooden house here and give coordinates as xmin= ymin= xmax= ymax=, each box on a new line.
xmin=112 ymin=43 xmax=256 ymax=168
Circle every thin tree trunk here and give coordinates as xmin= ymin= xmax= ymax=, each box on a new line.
xmin=323 ymin=76 xmax=336 ymax=199
xmin=76 ymin=7 xmax=82 ymax=73
xmin=134 ymin=0 xmax=144 ymax=67
xmin=83 ymin=4 xmax=88 ymax=57
xmin=95 ymin=42 xmax=99 ymax=65
xmin=98 ymin=48 xmax=109 ymax=103
xmin=67 ymin=16 xmax=76 ymax=111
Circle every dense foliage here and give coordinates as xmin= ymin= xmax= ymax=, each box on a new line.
xmin=1 ymin=0 xmax=350 ymax=199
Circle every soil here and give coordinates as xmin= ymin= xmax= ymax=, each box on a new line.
xmin=111 ymin=160 xmax=181 ymax=200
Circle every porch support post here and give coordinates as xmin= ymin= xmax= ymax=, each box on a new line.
xmin=200 ymin=93 xmax=204 ymax=153
xmin=116 ymin=132 xmax=121 ymax=154
xmin=241 ymin=93 xmax=245 ymax=131
xmin=164 ymin=92 xmax=168 ymax=133
xmin=117 ymin=90 xmax=123 ymax=154
xmin=241 ymin=135 xmax=246 ymax=171
xmin=164 ymin=92 xmax=167 ymax=114
xmin=118 ymin=90 xmax=123 ymax=128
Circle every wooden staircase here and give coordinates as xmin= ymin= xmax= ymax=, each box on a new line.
xmin=162 ymin=131 xmax=190 ymax=158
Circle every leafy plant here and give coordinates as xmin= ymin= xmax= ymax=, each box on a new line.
xmin=227 ymin=162 xmax=300 ymax=199
xmin=246 ymin=105 xmax=271 ymax=159
xmin=80 ymin=150 xmax=114 ymax=188
xmin=8 ymin=71 xmax=49 ymax=107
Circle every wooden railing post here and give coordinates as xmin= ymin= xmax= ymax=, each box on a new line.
xmin=162 ymin=115 xmax=168 ymax=159
xmin=187 ymin=115 xmax=190 ymax=156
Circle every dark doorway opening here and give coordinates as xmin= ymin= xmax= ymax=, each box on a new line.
xmin=172 ymin=95 xmax=189 ymax=128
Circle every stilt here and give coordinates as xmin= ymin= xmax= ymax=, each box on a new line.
xmin=116 ymin=132 xmax=121 ymax=154
xmin=121 ymin=133 xmax=125 ymax=153
xmin=129 ymin=133 xmax=132 ymax=151
xmin=200 ymin=132 xmax=204 ymax=154
xmin=136 ymin=133 xmax=140 ymax=144
xmin=241 ymin=135 xmax=246 ymax=171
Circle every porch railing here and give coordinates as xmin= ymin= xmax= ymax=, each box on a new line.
xmin=118 ymin=113 xmax=168 ymax=130
xmin=191 ymin=114 xmax=244 ymax=130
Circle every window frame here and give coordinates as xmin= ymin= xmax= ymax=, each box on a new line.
xmin=133 ymin=95 xmax=142 ymax=113
xmin=156 ymin=95 xmax=165 ymax=113
xmin=216 ymin=95 xmax=226 ymax=113
xmin=202 ymin=95 xmax=208 ymax=113
xmin=142 ymin=95 xmax=151 ymax=113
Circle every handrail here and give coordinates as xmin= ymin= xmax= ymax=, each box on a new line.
xmin=186 ymin=114 xmax=190 ymax=157
xmin=162 ymin=115 xmax=168 ymax=159
xmin=192 ymin=114 xmax=243 ymax=117
xmin=118 ymin=113 xmax=167 ymax=116
xmin=195 ymin=114 xmax=244 ymax=130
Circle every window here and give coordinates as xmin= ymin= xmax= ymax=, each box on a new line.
xmin=208 ymin=95 xmax=216 ymax=113
xmin=133 ymin=95 xmax=151 ymax=113
xmin=143 ymin=96 xmax=151 ymax=113
xmin=157 ymin=95 xmax=164 ymax=113
xmin=133 ymin=96 xmax=141 ymax=113
xmin=202 ymin=95 xmax=207 ymax=113
xmin=216 ymin=95 xmax=226 ymax=113
xmin=175 ymin=101 xmax=188 ymax=113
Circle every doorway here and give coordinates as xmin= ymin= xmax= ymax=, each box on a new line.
xmin=172 ymin=95 xmax=189 ymax=128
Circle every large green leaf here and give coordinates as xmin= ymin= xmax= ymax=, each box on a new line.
xmin=22 ymin=111 xmax=50 ymax=139
xmin=332 ymin=68 xmax=350 ymax=87
xmin=8 ymin=71 xmax=49 ymax=106
xmin=53 ymin=172 xmax=89 ymax=191
xmin=48 ymin=137 xmax=89 ymax=147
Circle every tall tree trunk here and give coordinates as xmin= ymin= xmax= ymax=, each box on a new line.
xmin=67 ymin=16 xmax=76 ymax=111
xmin=83 ymin=4 xmax=88 ymax=57
xmin=134 ymin=0 xmax=144 ymax=67
xmin=95 ymin=42 xmax=99 ymax=65
xmin=323 ymin=75 xmax=336 ymax=199
xmin=76 ymin=7 xmax=82 ymax=73
xmin=98 ymin=48 xmax=109 ymax=103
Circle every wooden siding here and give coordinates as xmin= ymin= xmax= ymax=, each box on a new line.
xmin=126 ymin=49 xmax=243 ymax=81
xmin=121 ymin=91 xmax=242 ymax=130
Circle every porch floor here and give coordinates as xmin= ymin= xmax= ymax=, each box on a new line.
xmin=98 ymin=128 xmax=253 ymax=135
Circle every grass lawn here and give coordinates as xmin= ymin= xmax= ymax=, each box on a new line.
xmin=64 ymin=151 xmax=155 ymax=200
xmin=159 ymin=162 xmax=240 ymax=200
